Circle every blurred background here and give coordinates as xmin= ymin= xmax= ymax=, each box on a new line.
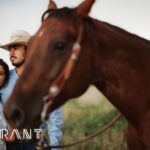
xmin=62 ymin=86 xmax=127 ymax=150
xmin=0 ymin=0 xmax=150 ymax=68
xmin=1 ymin=0 xmax=149 ymax=149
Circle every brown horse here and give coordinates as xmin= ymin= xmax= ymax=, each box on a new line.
xmin=3 ymin=0 xmax=150 ymax=149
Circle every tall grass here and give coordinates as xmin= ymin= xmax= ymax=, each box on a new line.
xmin=62 ymin=97 xmax=128 ymax=150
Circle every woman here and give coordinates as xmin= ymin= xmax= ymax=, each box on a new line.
xmin=0 ymin=58 xmax=9 ymax=150
xmin=0 ymin=59 xmax=9 ymax=89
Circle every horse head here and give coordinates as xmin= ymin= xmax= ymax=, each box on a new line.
xmin=4 ymin=0 xmax=96 ymax=129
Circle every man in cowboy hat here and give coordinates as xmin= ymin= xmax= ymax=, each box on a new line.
xmin=0 ymin=30 xmax=36 ymax=150
xmin=0 ymin=30 xmax=62 ymax=150
xmin=0 ymin=30 xmax=31 ymax=108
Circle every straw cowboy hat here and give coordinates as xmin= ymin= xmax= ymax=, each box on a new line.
xmin=0 ymin=30 xmax=31 ymax=51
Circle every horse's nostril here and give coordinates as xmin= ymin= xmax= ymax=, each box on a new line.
xmin=10 ymin=106 xmax=25 ymax=128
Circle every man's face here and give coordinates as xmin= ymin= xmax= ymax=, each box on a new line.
xmin=9 ymin=44 xmax=27 ymax=67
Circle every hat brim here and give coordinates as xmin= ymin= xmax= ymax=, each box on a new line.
xmin=0 ymin=41 xmax=28 ymax=51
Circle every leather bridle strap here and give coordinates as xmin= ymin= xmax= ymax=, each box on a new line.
xmin=41 ymin=24 xmax=84 ymax=123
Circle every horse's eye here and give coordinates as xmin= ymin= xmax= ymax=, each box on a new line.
xmin=54 ymin=42 xmax=67 ymax=52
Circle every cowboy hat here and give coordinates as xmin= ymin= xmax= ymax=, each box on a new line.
xmin=0 ymin=30 xmax=31 ymax=51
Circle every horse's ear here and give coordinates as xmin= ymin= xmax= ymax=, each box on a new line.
xmin=48 ymin=0 xmax=57 ymax=10
xmin=75 ymin=0 xmax=95 ymax=17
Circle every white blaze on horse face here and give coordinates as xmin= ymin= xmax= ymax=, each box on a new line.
xmin=38 ymin=29 xmax=44 ymax=38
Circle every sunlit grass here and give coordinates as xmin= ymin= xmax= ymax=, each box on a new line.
xmin=62 ymin=96 xmax=128 ymax=150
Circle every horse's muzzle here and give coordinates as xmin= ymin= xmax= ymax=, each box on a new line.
xmin=4 ymin=105 xmax=25 ymax=129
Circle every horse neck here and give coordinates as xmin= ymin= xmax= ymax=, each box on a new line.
xmin=88 ymin=19 xmax=150 ymax=85
xmin=86 ymin=19 xmax=126 ymax=91
xmin=89 ymin=20 xmax=126 ymax=91
xmin=86 ymin=19 xmax=150 ymax=117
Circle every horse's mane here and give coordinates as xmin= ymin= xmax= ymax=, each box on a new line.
xmin=48 ymin=7 xmax=150 ymax=47
xmin=99 ymin=21 xmax=150 ymax=46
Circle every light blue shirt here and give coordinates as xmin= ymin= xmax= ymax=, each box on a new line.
xmin=0 ymin=69 xmax=18 ymax=104
xmin=48 ymin=108 xmax=63 ymax=148
xmin=0 ymin=69 xmax=62 ymax=149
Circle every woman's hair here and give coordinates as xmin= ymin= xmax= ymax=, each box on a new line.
xmin=0 ymin=59 xmax=9 ymax=88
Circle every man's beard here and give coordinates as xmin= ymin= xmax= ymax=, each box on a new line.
xmin=12 ymin=60 xmax=25 ymax=68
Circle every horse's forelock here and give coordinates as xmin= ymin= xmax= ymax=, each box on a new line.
xmin=47 ymin=7 xmax=75 ymax=20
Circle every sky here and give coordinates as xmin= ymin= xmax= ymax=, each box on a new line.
xmin=0 ymin=0 xmax=150 ymax=68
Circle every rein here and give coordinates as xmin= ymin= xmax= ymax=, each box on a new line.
xmin=36 ymin=113 xmax=122 ymax=150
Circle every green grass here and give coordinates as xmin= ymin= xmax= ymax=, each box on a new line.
xmin=62 ymin=97 xmax=128 ymax=150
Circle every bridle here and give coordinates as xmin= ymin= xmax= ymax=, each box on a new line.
xmin=40 ymin=10 xmax=84 ymax=123
xmin=36 ymin=8 xmax=84 ymax=148
xmin=35 ymin=9 xmax=122 ymax=150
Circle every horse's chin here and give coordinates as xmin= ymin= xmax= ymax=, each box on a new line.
xmin=14 ymin=116 xmax=41 ymax=131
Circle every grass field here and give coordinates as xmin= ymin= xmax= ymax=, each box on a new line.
xmin=61 ymin=88 xmax=128 ymax=150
